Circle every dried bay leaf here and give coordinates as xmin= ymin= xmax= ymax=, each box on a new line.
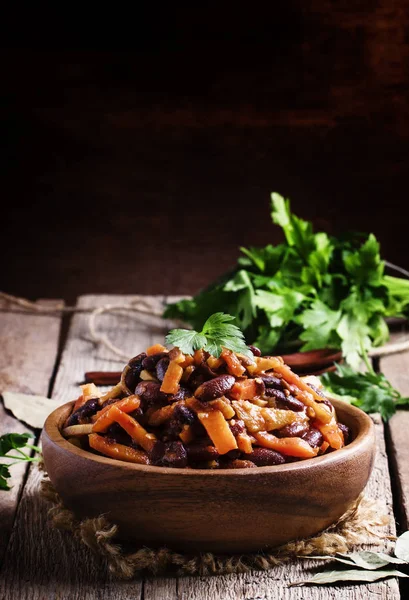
xmin=291 ymin=568 xmax=408 ymax=586
xmin=2 ymin=391 xmax=56 ymax=429
xmin=395 ymin=531 xmax=409 ymax=562
xmin=300 ymin=550 xmax=406 ymax=568
xmin=337 ymin=551 xmax=399 ymax=570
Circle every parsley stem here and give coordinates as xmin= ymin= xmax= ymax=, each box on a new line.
xmin=24 ymin=444 xmax=42 ymax=453
xmin=5 ymin=454 xmax=34 ymax=461
xmin=361 ymin=346 xmax=375 ymax=376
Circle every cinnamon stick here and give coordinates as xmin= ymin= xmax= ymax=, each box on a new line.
xmin=85 ymin=371 xmax=121 ymax=385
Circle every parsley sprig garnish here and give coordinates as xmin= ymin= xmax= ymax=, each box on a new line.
xmin=166 ymin=312 xmax=253 ymax=358
xmin=0 ymin=433 xmax=41 ymax=491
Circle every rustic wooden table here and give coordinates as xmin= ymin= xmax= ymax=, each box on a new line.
xmin=0 ymin=295 xmax=408 ymax=600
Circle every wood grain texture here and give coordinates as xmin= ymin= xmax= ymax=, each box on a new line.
xmin=0 ymin=295 xmax=167 ymax=600
xmin=0 ymin=296 xmax=400 ymax=599
xmin=380 ymin=330 xmax=409 ymax=530
xmin=0 ymin=298 xmax=63 ymax=565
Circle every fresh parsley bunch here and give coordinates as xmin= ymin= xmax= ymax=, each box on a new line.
xmin=164 ymin=193 xmax=409 ymax=369
xmin=0 ymin=432 xmax=41 ymax=490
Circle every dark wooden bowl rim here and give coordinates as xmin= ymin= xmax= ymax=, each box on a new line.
xmin=44 ymin=398 xmax=374 ymax=477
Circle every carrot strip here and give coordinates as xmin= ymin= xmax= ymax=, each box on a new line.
xmin=160 ymin=361 xmax=183 ymax=394
xmin=113 ymin=410 xmax=157 ymax=452
xmin=148 ymin=404 xmax=175 ymax=426
xmin=146 ymin=343 xmax=167 ymax=356
xmin=319 ymin=441 xmax=330 ymax=454
xmin=169 ymin=348 xmax=185 ymax=363
xmin=230 ymin=379 xmax=260 ymax=400
xmin=181 ymin=354 xmax=194 ymax=368
xmin=92 ymin=395 xmax=141 ymax=422
xmin=73 ymin=394 xmax=85 ymax=411
xmin=313 ymin=418 xmax=344 ymax=450
xmin=236 ymin=432 xmax=253 ymax=454
xmin=247 ymin=356 xmax=282 ymax=375
xmin=272 ymin=361 xmax=324 ymax=403
xmin=221 ymin=348 xmax=246 ymax=377
xmin=208 ymin=397 xmax=235 ymax=419
xmin=197 ymin=410 xmax=238 ymax=455
xmin=179 ymin=424 xmax=194 ymax=444
xmin=255 ymin=431 xmax=319 ymax=458
xmin=272 ymin=361 xmax=333 ymax=424
xmin=92 ymin=405 xmax=123 ymax=433
xmin=89 ymin=433 xmax=150 ymax=464
xmin=207 ymin=356 xmax=223 ymax=370
xmin=193 ymin=349 xmax=206 ymax=365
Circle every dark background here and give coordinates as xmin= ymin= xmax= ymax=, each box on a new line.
xmin=3 ymin=2 xmax=409 ymax=305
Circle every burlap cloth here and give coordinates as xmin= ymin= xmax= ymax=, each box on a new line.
xmin=40 ymin=477 xmax=391 ymax=580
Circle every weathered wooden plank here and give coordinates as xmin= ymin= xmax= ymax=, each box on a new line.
xmin=176 ymin=416 xmax=399 ymax=599
xmin=0 ymin=298 xmax=63 ymax=565
xmin=0 ymin=295 xmax=167 ymax=600
xmin=380 ymin=330 xmax=409 ymax=530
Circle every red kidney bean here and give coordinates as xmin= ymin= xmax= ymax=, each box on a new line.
xmin=106 ymin=423 xmax=133 ymax=446
xmin=277 ymin=395 xmax=305 ymax=412
xmin=163 ymin=404 xmax=197 ymax=440
xmin=142 ymin=352 xmax=168 ymax=372
xmin=323 ymin=398 xmax=333 ymax=409
xmin=223 ymin=459 xmax=257 ymax=469
xmin=187 ymin=363 xmax=218 ymax=390
xmin=135 ymin=381 xmax=168 ymax=408
xmin=244 ymin=447 xmax=286 ymax=466
xmin=307 ymin=383 xmax=327 ymax=399
xmin=260 ymin=375 xmax=283 ymax=389
xmin=302 ymin=428 xmax=324 ymax=448
xmin=338 ymin=422 xmax=350 ymax=445
xmin=265 ymin=388 xmax=287 ymax=401
xmin=195 ymin=374 xmax=236 ymax=402
xmin=123 ymin=353 xmax=147 ymax=392
xmin=150 ymin=441 xmax=187 ymax=468
xmin=186 ymin=443 xmax=219 ymax=462
xmin=155 ymin=357 xmax=170 ymax=381
xmin=229 ymin=419 xmax=246 ymax=436
xmin=275 ymin=421 xmax=310 ymax=438
xmin=67 ymin=398 xmax=100 ymax=426
xmin=169 ymin=385 xmax=190 ymax=403
xmin=173 ymin=404 xmax=196 ymax=425
xmin=248 ymin=345 xmax=261 ymax=356
xmin=266 ymin=388 xmax=305 ymax=412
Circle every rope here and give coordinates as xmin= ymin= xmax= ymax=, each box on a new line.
xmin=1 ymin=290 xmax=409 ymax=362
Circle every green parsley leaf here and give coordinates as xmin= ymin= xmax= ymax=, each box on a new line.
xmin=166 ymin=312 xmax=253 ymax=358
xmin=0 ymin=464 xmax=12 ymax=490
xmin=296 ymin=299 xmax=341 ymax=352
xmin=0 ymin=432 xmax=34 ymax=456
xmin=223 ymin=270 xmax=257 ymax=330
xmin=255 ymin=289 xmax=305 ymax=328
xmin=321 ymin=365 xmax=409 ymax=421
xmin=165 ymin=329 xmax=207 ymax=355
xmin=343 ymin=233 xmax=384 ymax=287
xmin=0 ymin=432 xmax=40 ymax=492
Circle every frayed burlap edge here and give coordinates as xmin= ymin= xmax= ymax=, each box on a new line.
xmin=40 ymin=476 xmax=391 ymax=580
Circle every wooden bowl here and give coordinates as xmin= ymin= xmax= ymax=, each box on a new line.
xmin=42 ymin=400 xmax=375 ymax=554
